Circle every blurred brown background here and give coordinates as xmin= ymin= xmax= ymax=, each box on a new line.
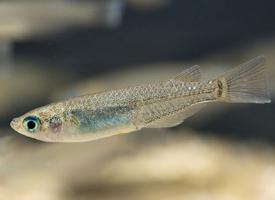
xmin=0 ymin=0 xmax=275 ymax=200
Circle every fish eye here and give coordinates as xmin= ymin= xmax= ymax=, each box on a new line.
xmin=23 ymin=116 xmax=41 ymax=133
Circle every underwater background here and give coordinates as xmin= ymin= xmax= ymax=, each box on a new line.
xmin=0 ymin=0 xmax=275 ymax=199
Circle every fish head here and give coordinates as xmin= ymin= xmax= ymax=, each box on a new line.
xmin=10 ymin=104 xmax=67 ymax=142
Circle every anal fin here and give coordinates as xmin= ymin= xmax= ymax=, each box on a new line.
xmin=145 ymin=103 xmax=205 ymax=128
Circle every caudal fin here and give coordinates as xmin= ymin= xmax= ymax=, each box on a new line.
xmin=217 ymin=56 xmax=271 ymax=104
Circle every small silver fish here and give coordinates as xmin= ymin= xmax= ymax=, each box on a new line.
xmin=10 ymin=56 xmax=271 ymax=142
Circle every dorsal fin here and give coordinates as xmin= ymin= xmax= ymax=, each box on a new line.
xmin=173 ymin=65 xmax=201 ymax=82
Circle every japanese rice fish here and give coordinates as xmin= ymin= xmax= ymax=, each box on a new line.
xmin=10 ymin=56 xmax=271 ymax=142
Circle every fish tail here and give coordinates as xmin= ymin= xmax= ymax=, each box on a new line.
xmin=216 ymin=56 xmax=271 ymax=104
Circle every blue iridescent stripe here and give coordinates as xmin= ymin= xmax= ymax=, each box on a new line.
xmin=71 ymin=106 xmax=133 ymax=133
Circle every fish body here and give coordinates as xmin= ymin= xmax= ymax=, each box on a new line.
xmin=10 ymin=56 xmax=271 ymax=142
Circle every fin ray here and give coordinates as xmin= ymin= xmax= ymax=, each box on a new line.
xmin=145 ymin=102 xmax=205 ymax=128
xmin=173 ymin=65 xmax=201 ymax=82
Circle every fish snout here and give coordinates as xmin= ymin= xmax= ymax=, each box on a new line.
xmin=10 ymin=118 xmax=20 ymax=130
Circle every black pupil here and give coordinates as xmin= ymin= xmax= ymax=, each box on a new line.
xmin=27 ymin=120 xmax=36 ymax=129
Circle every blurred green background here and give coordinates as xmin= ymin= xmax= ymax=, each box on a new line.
xmin=0 ymin=0 xmax=275 ymax=200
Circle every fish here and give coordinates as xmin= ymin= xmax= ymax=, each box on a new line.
xmin=10 ymin=56 xmax=271 ymax=142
